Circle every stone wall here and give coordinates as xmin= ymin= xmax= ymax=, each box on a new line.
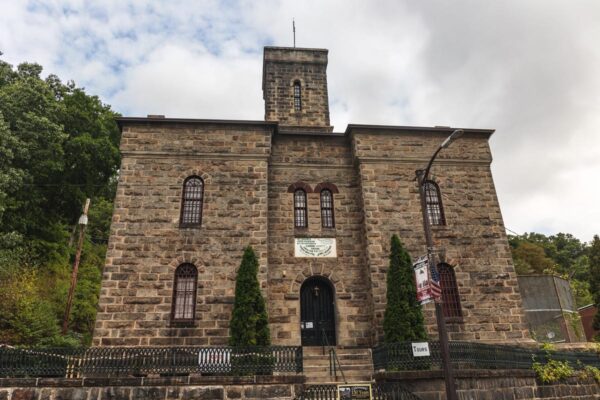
xmin=0 ymin=376 xmax=303 ymax=400
xmin=93 ymin=122 xmax=273 ymax=346
xmin=350 ymin=127 xmax=529 ymax=343
xmin=267 ymin=134 xmax=372 ymax=347
xmin=376 ymin=370 xmax=600 ymax=400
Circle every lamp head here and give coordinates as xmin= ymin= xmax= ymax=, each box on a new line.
xmin=440 ymin=129 xmax=464 ymax=149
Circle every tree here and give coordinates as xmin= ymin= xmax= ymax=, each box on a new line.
xmin=383 ymin=234 xmax=427 ymax=343
xmin=588 ymin=235 xmax=600 ymax=336
xmin=229 ymin=246 xmax=270 ymax=346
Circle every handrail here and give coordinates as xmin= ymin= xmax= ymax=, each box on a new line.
xmin=321 ymin=327 xmax=346 ymax=383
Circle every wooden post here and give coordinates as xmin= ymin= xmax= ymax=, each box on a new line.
xmin=62 ymin=199 xmax=90 ymax=335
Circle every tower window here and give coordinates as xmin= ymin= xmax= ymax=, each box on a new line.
xmin=294 ymin=189 xmax=307 ymax=228
xmin=424 ymin=180 xmax=445 ymax=226
xmin=180 ymin=176 xmax=204 ymax=227
xmin=293 ymin=81 xmax=302 ymax=111
xmin=438 ymin=264 xmax=462 ymax=319
xmin=171 ymin=263 xmax=198 ymax=323
xmin=320 ymin=189 xmax=335 ymax=228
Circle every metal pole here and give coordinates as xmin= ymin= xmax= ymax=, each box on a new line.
xmin=62 ymin=199 xmax=90 ymax=335
xmin=416 ymin=169 xmax=458 ymax=400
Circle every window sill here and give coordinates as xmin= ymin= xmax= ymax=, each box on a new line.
xmin=179 ymin=224 xmax=202 ymax=229
xmin=169 ymin=320 xmax=196 ymax=328
xmin=444 ymin=317 xmax=464 ymax=324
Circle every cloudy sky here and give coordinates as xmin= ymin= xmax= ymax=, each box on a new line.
xmin=1 ymin=0 xmax=599 ymax=242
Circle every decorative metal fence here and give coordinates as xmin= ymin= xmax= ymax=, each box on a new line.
xmin=0 ymin=346 xmax=302 ymax=378
xmin=296 ymin=383 xmax=422 ymax=400
xmin=372 ymin=341 xmax=600 ymax=371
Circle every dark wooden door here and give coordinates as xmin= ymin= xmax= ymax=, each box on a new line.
xmin=300 ymin=278 xmax=336 ymax=346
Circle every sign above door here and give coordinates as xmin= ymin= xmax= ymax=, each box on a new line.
xmin=294 ymin=238 xmax=337 ymax=258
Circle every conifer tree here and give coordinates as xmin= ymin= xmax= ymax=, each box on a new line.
xmin=383 ymin=234 xmax=427 ymax=343
xmin=229 ymin=246 xmax=270 ymax=346
xmin=588 ymin=235 xmax=600 ymax=338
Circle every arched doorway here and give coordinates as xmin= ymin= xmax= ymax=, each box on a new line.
xmin=300 ymin=277 xmax=336 ymax=346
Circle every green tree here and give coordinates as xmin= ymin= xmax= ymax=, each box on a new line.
xmin=229 ymin=246 xmax=270 ymax=346
xmin=588 ymin=235 xmax=600 ymax=336
xmin=383 ymin=235 xmax=427 ymax=343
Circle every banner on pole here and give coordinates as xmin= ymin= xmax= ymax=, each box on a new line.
xmin=413 ymin=256 xmax=433 ymax=305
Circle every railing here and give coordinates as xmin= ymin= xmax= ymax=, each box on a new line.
xmin=0 ymin=346 xmax=303 ymax=378
xmin=296 ymin=383 xmax=422 ymax=400
xmin=372 ymin=341 xmax=600 ymax=371
xmin=321 ymin=327 xmax=346 ymax=383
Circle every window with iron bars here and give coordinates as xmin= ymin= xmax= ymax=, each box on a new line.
xmin=438 ymin=263 xmax=463 ymax=319
xmin=294 ymin=189 xmax=307 ymax=228
xmin=171 ymin=263 xmax=198 ymax=323
xmin=180 ymin=176 xmax=204 ymax=227
xmin=320 ymin=189 xmax=335 ymax=228
xmin=293 ymin=81 xmax=302 ymax=112
xmin=424 ymin=180 xmax=445 ymax=225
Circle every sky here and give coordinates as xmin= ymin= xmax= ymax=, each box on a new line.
xmin=1 ymin=0 xmax=599 ymax=242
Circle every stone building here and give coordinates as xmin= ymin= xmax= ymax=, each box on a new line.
xmin=93 ymin=46 xmax=529 ymax=349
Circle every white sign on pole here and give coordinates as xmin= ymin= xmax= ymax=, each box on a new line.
xmin=294 ymin=238 xmax=337 ymax=258
xmin=411 ymin=342 xmax=430 ymax=357
xmin=413 ymin=255 xmax=433 ymax=305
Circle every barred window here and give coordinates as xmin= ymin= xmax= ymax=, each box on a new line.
xmin=293 ymin=81 xmax=302 ymax=111
xmin=424 ymin=180 xmax=445 ymax=225
xmin=439 ymin=263 xmax=462 ymax=319
xmin=320 ymin=189 xmax=335 ymax=228
xmin=180 ymin=176 xmax=204 ymax=227
xmin=294 ymin=189 xmax=307 ymax=228
xmin=171 ymin=264 xmax=198 ymax=322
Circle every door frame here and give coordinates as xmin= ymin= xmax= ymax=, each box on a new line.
xmin=299 ymin=276 xmax=337 ymax=346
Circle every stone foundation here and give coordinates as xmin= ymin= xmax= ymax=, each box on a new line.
xmin=0 ymin=376 xmax=304 ymax=400
xmin=376 ymin=369 xmax=600 ymax=400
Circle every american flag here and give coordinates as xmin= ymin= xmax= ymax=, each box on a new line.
xmin=429 ymin=259 xmax=442 ymax=299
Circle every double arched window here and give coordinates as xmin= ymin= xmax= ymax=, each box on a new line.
xmin=424 ymin=180 xmax=445 ymax=226
xmin=320 ymin=189 xmax=335 ymax=228
xmin=293 ymin=81 xmax=302 ymax=112
xmin=171 ymin=263 xmax=198 ymax=323
xmin=294 ymin=189 xmax=308 ymax=228
xmin=438 ymin=263 xmax=462 ymax=319
xmin=180 ymin=176 xmax=204 ymax=227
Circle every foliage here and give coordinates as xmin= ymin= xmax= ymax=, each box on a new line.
xmin=532 ymin=342 xmax=574 ymax=383
xmin=383 ymin=235 xmax=427 ymax=343
xmin=229 ymin=246 xmax=271 ymax=347
xmin=589 ymin=236 xmax=600 ymax=337
xmin=0 ymin=56 xmax=119 ymax=347
xmin=509 ymin=232 xmax=595 ymax=308
xmin=579 ymin=364 xmax=600 ymax=384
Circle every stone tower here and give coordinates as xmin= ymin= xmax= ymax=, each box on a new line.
xmin=262 ymin=47 xmax=333 ymax=132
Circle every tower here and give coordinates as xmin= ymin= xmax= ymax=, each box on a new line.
xmin=262 ymin=47 xmax=333 ymax=132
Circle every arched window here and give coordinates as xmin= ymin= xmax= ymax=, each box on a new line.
xmin=438 ymin=263 xmax=462 ymax=319
xmin=171 ymin=263 xmax=198 ymax=322
xmin=424 ymin=180 xmax=445 ymax=225
xmin=293 ymin=81 xmax=302 ymax=111
xmin=294 ymin=189 xmax=307 ymax=228
xmin=320 ymin=189 xmax=335 ymax=228
xmin=180 ymin=176 xmax=204 ymax=227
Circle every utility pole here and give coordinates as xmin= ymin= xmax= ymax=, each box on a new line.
xmin=62 ymin=198 xmax=90 ymax=335
xmin=415 ymin=129 xmax=463 ymax=400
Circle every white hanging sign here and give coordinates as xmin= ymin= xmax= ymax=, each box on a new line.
xmin=294 ymin=238 xmax=337 ymax=258
xmin=411 ymin=342 xmax=431 ymax=357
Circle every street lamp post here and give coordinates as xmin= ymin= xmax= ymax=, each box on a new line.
xmin=416 ymin=129 xmax=463 ymax=400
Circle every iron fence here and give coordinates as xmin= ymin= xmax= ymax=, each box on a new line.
xmin=0 ymin=346 xmax=302 ymax=378
xmin=296 ymin=383 xmax=422 ymax=400
xmin=372 ymin=341 xmax=600 ymax=371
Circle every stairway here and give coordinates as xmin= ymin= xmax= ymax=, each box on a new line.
xmin=302 ymin=347 xmax=374 ymax=384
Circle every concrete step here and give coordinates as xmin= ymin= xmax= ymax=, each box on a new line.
xmin=302 ymin=346 xmax=374 ymax=384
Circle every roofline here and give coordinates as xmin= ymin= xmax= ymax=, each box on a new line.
xmin=263 ymin=46 xmax=328 ymax=53
xmin=116 ymin=117 xmax=277 ymax=129
xmin=345 ymin=124 xmax=495 ymax=137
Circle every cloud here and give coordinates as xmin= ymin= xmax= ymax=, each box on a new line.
xmin=1 ymin=0 xmax=599 ymax=241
